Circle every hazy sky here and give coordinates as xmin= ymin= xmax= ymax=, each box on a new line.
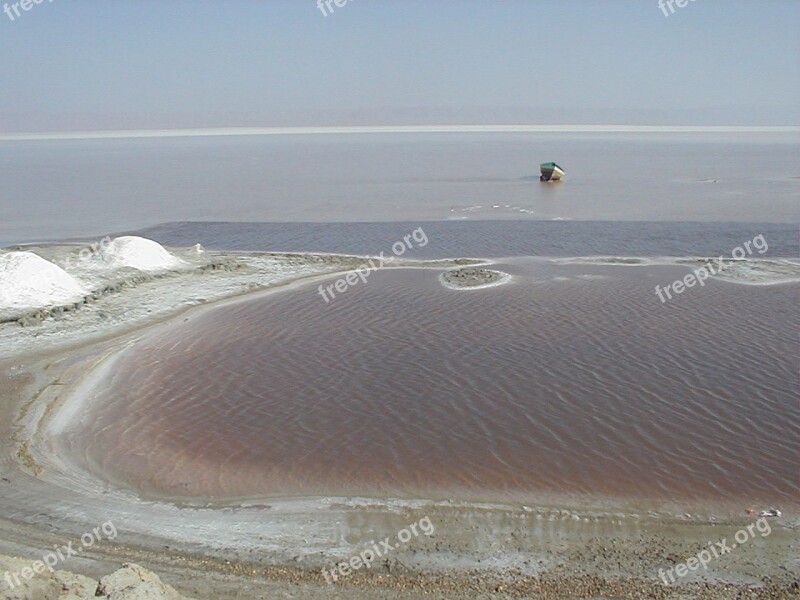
xmin=1 ymin=0 xmax=798 ymax=129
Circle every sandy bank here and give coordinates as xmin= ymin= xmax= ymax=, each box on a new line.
xmin=0 ymin=241 xmax=481 ymax=360
xmin=550 ymin=255 xmax=800 ymax=285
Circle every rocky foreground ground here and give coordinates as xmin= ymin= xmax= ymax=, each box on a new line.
xmin=1 ymin=557 xmax=184 ymax=600
xmin=2 ymin=552 xmax=799 ymax=599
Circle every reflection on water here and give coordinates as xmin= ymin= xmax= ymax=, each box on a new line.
xmin=2 ymin=131 xmax=798 ymax=244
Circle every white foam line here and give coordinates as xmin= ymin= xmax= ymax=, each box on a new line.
xmin=2 ymin=125 xmax=799 ymax=142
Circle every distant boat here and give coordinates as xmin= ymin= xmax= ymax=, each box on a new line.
xmin=540 ymin=162 xmax=565 ymax=182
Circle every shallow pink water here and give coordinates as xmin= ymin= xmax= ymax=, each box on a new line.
xmin=63 ymin=262 xmax=800 ymax=509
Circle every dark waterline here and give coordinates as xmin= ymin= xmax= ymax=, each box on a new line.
xmin=129 ymin=220 xmax=800 ymax=259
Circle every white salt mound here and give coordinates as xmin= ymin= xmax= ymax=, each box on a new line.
xmin=100 ymin=236 xmax=185 ymax=272
xmin=0 ymin=251 xmax=87 ymax=310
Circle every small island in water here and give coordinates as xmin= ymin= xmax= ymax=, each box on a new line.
xmin=439 ymin=267 xmax=511 ymax=289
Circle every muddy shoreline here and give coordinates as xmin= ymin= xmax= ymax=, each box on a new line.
xmin=0 ymin=246 xmax=797 ymax=599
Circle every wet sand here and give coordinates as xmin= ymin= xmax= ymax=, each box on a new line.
xmin=0 ymin=247 xmax=798 ymax=599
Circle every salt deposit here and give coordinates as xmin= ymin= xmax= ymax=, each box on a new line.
xmin=98 ymin=236 xmax=185 ymax=272
xmin=0 ymin=251 xmax=87 ymax=312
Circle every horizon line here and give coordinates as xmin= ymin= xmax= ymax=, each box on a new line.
xmin=2 ymin=124 xmax=799 ymax=142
